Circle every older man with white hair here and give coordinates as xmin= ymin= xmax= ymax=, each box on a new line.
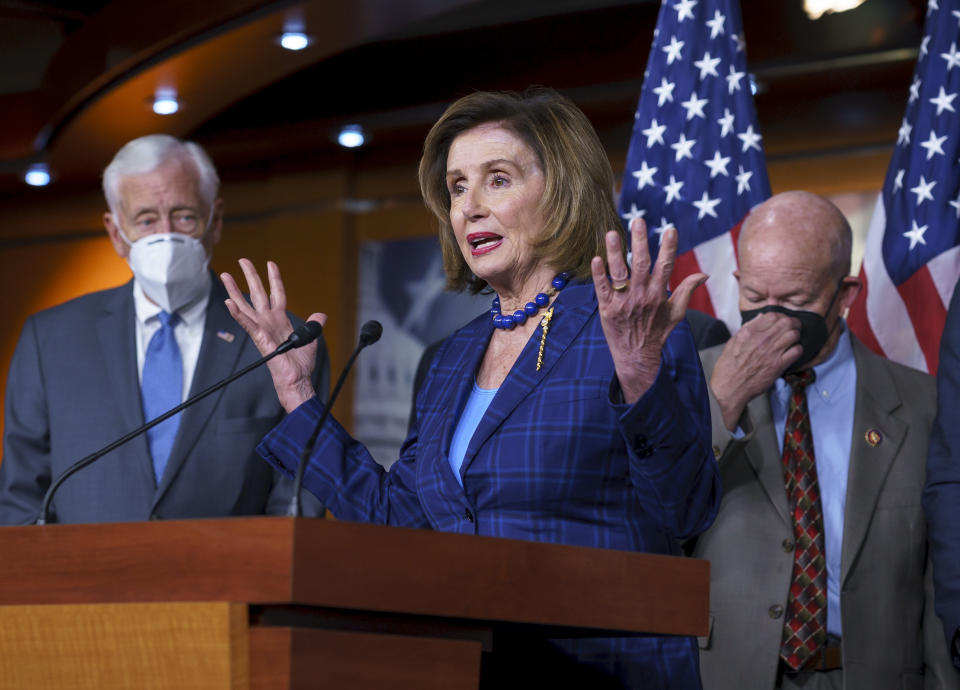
xmin=693 ymin=190 xmax=958 ymax=690
xmin=0 ymin=134 xmax=329 ymax=524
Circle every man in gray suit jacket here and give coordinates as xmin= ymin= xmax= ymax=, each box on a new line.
xmin=0 ymin=134 xmax=329 ymax=524
xmin=693 ymin=191 xmax=957 ymax=689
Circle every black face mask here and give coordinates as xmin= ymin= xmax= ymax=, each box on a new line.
xmin=740 ymin=282 xmax=843 ymax=375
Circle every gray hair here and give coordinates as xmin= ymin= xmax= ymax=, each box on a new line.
xmin=102 ymin=134 xmax=220 ymax=217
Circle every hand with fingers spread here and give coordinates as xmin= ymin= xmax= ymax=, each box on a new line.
xmin=220 ymin=259 xmax=326 ymax=413
xmin=710 ymin=311 xmax=802 ymax=432
xmin=591 ymin=218 xmax=707 ymax=405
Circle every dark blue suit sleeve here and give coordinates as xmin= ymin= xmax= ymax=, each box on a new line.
xmin=613 ymin=318 xmax=720 ymax=541
xmin=257 ymin=395 xmax=430 ymax=527
xmin=262 ymin=326 xmax=331 ymax=517
xmin=0 ymin=317 xmax=51 ymax=525
xmin=924 ymin=279 xmax=960 ymax=666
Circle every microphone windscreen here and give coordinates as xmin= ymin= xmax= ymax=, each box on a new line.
xmin=358 ymin=320 xmax=383 ymax=347
xmin=289 ymin=321 xmax=324 ymax=348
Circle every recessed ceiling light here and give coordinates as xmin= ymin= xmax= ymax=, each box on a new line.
xmin=25 ymin=163 xmax=51 ymax=187
xmin=152 ymin=90 xmax=180 ymax=115
xmin=337 ymin=124 xmax=366 ymax=149
xmin=279 ymin=32 xmax=310 ymax=51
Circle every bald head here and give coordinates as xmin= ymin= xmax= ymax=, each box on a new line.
xmin=734 ymin=190 xmax=860 ymax=370
xmin=739 ymin=190 xmax=852 ymax=283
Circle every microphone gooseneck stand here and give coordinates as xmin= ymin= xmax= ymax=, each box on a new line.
xmin=287 ymin=320 xmax=382 ymax=517
xmin=36 ymin=321 xmax=324 ymax=525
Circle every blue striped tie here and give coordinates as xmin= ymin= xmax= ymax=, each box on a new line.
xmin=142 ymin=311 xmax=183 ymax=484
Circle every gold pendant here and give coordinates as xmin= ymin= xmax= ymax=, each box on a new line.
xmin=536 ymin=307 xmax=554 ymax=372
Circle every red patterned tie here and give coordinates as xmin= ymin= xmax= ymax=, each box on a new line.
xmin=779 ymin=369 xmax=827 ymax=671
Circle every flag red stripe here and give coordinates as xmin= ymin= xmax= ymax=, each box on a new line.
xmin=896 ymin=266 xmax=947 ymax=373
xmin=672 ymin=249 xmax=716 ymax=316
xmin=846 ymin=269 xmax=885 ymax=358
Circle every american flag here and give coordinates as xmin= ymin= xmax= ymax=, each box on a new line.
xmin=847 ymin=0 xmax=960 ymax=375
xmin=618 ymin=0 xmax=769 ymax=332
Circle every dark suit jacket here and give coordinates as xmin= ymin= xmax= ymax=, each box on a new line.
xmin=925 ymin=278 xmax=960 ymax=668
xmin=261 ymin=280 xmax=721 ymax=688
xmin=0 ymin=278 xmax=329 ymax=524
xmin=408 ymin=307 xmax=730 ymax=431
xmin=695 ymin=335 xmax=958 ymax=690
xmin=685 ymin=308 xmax=731 ymax=350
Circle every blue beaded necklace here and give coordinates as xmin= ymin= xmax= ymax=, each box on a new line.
xmin=490 ymin=272 xmax=572 ymax=330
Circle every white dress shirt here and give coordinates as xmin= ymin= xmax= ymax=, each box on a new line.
xmin=132 ymin=280 xmax=209 ymax=402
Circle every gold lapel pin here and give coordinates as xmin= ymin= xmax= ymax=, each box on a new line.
xmin=865 ymin=429 xmax=882 ymax=447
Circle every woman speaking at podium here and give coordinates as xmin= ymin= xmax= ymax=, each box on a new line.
xmin=221 ymin=88 xmax=720 ymax=689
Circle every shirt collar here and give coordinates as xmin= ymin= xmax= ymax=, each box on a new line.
xmin=132 ymin=279 xmax=209 ymax=329
xmin=811 ymin=322 xmax=854 ymax=393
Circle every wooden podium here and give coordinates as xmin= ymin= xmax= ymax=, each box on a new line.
xmin=0 ymin=518 xmax=707 ymax=689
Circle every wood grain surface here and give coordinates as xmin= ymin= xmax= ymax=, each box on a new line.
xmin=0 ymin=602 xmax=247 ymax=690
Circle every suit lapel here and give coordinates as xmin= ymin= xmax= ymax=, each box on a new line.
xmin=700 ymin=345 xmax=791 ymax=527
xmin=425 ymin=315 xmax=491 ymax=484
xmin=460 ymin=282 xmax=595 ymax=479
xmin=153 ymin=281 xmax=245 ymax=503
xmin=744 ymin=395 xmax=792 ymax=527
xmin=95 ymin=281 xmax=155 ymax=485
xmin=840 ymin=337 xmax=904 ymax=585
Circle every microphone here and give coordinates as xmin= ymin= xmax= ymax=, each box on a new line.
xmin=277 ymin=320 xmax=323 ymax=353
xmin=287 ymin=320 xmax=382 ymax=517
xmin=36 ymin=320 xmax=324 ymax=525
xmin=358 ymin=320 xmax=383 ymax=348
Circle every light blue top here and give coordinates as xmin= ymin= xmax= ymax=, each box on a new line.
xmin=448 ymin=381 xmax=499 ymax=487
xmin=770 ymin=326 xmax=856 ymax=638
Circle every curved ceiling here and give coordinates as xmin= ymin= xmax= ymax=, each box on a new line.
xmin=0 ymin=0 xmax=926 ymax=199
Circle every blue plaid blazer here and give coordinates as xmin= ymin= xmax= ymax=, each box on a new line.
xmin=259 ymin=280 xmax=720 ymax=687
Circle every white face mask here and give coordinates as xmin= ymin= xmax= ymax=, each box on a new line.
xmin=125 ymin=233 xmax=211 ymax=313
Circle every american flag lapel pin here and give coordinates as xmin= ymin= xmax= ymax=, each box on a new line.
xmin=217 ymin=330 xmax=235 ymax=343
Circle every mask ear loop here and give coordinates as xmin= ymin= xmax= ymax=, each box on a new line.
xmin=825 ymin=278 xmax=844 ymax=314
xmin=115 ymin=216 xmax=135 ymax=248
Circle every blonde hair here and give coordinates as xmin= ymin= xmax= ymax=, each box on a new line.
xmin=419 ymin=88 xmax=624 ymax=293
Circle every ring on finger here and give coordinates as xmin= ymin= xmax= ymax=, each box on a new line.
xmin=611 ymin=278 xmax=630 ymax=292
